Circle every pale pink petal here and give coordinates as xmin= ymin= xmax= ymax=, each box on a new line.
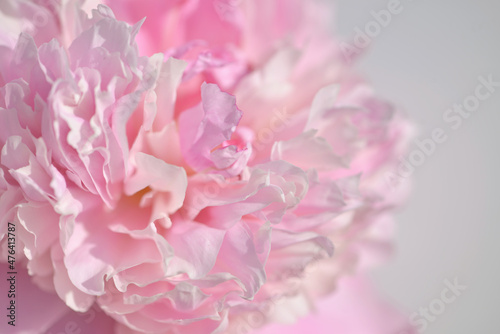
xmin=179 ymin=82 xmax=248 ymax=176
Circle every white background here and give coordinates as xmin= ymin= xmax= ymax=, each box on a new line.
xmin=332 ymin=0 xmax=500 ymax=333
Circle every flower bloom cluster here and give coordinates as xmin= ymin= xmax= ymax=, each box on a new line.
xmin=0 ymin=0 xmax=413 ymax=333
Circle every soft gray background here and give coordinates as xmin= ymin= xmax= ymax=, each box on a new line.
xmin=331 ymin=0 xmax=500 ymax=333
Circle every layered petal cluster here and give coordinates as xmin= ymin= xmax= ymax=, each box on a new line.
xmin=0 ymin=1 xmax=413 ymax=333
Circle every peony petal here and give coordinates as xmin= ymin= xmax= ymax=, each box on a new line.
xmin=164 ymin=218 xmax=225 ymax=279
xmin=271 ymin=129 xmax=347 ymax=171
xmin=125 ymin=152 xmax=187 ymax=213
xmin=179 ymin=82 xmax=247 ymax=176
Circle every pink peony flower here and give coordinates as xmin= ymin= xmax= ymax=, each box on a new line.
xmin=0 ymin=0 xmax=414 ymax=333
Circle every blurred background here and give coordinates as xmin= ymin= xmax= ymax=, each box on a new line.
xmin=332 ymin=0 xmax=500 ymax=333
